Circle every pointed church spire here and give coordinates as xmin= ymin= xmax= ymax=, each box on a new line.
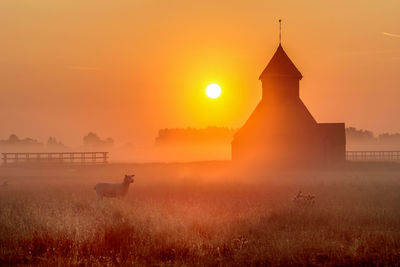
xmin=258 ymin=20 xmax=302 ymax=80
xmin=259 ymin=45 xmax=302 ymax=80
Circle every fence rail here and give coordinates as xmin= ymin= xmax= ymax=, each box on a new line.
xmin=1 ymin=152 xmax=108 ymax=165
xmin=346 ymin=151 xmax=400 ymax=162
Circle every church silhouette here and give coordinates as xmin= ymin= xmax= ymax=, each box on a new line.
xmin=232 ymin=42 xmax=345 ymax=167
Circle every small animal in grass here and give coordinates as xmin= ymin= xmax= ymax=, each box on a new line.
xmin=94 ymin=174 xmax=135 ymax=200
xmin=293 ymin=190 xmax=315 ymax=206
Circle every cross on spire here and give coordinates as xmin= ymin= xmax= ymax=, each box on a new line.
xmin=279 ymin=19 xmax=282 ymax=44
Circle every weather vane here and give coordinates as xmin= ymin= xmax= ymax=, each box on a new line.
xmin=279 ymin=19 xmax=282 ymax=44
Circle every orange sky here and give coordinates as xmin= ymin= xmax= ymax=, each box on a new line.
xmin=1 ymin=0 xmax=399 ymax=147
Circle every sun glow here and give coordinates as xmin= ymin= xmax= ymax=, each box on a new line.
xmin=206 ymin=83 xmax=222 ymax=99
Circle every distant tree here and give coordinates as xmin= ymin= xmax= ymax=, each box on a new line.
xmin=83 ymin=132 xmax=114 ymax=149
xmin=105 ymin=137 xmax=114 ymax=145
xmin=345 ymin=127 xmax=376 ymax=142
xmin=8 ymin=134 xmax=19 ymax=143
xmin=46 ymin=137 xmax=67 ymax=151
xmin=378 ymin=133 xmax=400 ymax=143
xmin=83 ymin=132 xmax=102 ymax=146
xmin=0 ymin=134 xmax=43 ymax=152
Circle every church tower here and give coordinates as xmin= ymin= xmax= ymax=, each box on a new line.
xmin=259 ymin=44 xmax=302 ymax=101
xmin=231 ymin=21 xmax=345 ymax=167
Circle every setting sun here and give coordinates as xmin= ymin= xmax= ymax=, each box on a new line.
xmin=206 ymin=83 xmax=222 ymax=99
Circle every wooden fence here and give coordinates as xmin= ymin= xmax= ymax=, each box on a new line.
xmin=346 ymin=151 xmax=400 ymax=162
xmin=1 ymin=152 xmax=108 ymax=165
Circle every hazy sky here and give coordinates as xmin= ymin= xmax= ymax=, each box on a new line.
xmin=1 ymin=0 xmax=399 ymax=147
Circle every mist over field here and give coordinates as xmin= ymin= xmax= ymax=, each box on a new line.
xmin=1 ymin=163 xmax=400 ymax=266
xmin=3 ymin=126 xmax=400 ymax=164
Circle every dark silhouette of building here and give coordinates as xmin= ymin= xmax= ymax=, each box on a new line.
xmin=231 ymin=44 xmax=345 ymax=167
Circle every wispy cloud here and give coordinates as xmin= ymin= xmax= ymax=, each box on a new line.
xmin=381 ymin=32 xmax=400 ymax=38
xmin=66 ymin=66 xmax=100 ymax=71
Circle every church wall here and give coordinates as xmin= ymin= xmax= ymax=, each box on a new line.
xmin=319 ymin=123 xmax=346 ymax=163
xmin=232 ymin=130 xmax=327 ymax=167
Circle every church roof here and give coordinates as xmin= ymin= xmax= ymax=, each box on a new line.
xmin=232 ymin=98 xmax=318 ymax=142
xmin=259 ymin=44 xmax=302 ymax=80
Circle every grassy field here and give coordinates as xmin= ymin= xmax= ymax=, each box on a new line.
xmin=1 ymin=163 xmax=400 ymax=266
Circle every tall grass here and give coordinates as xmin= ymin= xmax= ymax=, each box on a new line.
xmin=1 ymin=171 xmax=400 ymax=266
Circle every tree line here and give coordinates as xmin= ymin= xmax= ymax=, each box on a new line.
xmin=0 ymin=132 xmax=114 ymax=152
